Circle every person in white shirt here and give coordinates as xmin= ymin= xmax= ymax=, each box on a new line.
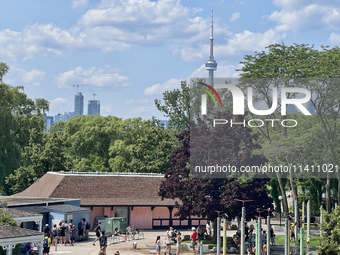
xmin=164 ymin=231 xmax=172 ymax=255
xmin=206 ymin=221 xmax=212 ymax=239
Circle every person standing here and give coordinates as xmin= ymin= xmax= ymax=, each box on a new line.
xmin=60 ymin=223 xmax=66 ymax=245
xmin=99 ymin=231 xmax=107 ymax=255
xmin=51 ymin=224 xmax=57 ymax=246
xmin=43 ymin=233 xmax=51 ymax=255
xmin=69 ymin=225 xmax=76 ymax=246
xmin=190 ymin=227 xmax=197 ymax=253
xmin=78 ymin=219 xmax=84 ymax=241
xmin=290 ymin=222 xmax=297 ymax=246
xmin=93 ymin=222 xmax=102 ymax=245
xmin=84 ymin=218 xmax=90 ymax=240
xmin=176 ymin=232 xmax=182 ymax=255
xmin=164 ymin=231 xmax=172 ymax=255
xmin=205 ymin=221 xmax=211 ymax=240
xmin=65 ymin=220 xmax=70 ymax=244
xmin=44 ymin=224 xmax=51 ymax=238
xmin=155 ymin=236 xmax=161 ymax=255
xmin=197 ymin=224 xmax=204 ymax=240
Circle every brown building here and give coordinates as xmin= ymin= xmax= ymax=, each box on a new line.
xmin=14 ymin=172 xmax=207 ymax=230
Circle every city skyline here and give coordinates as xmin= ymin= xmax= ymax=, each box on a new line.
xmin=1 ymin=0 xmax=338 ymax=120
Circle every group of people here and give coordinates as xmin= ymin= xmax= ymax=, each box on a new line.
xmin=42 ymin=219 xmax=80 ymax=255
xmin=155 ymin=223 xmax=211 ymax=255
xmin=155 ymin=229 xmax=184 ymax=255
xmin=227 ymin=223 xmax=276 ymax=255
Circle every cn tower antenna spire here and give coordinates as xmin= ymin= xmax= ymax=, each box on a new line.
xmin=205 ymin=10 xmax=217 ymax=87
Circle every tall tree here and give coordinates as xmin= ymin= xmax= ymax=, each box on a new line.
xmin=238 ymin=43 xmax=340 ymax=213
xmin=159 ymin=110 xmax=273 ymax=242
xmin=0 ymin=64 xmax=49 ymax=192
xmin=155 ymin=81 xmax=190 ymax=132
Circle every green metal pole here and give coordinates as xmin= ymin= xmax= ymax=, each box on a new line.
xmin=320 ymin=205 xmax=323 ymax=237
xmin=200 ymin=241 xmax=203 ymax=255
xmin=300 ymin=227 xmax=303 ymax=255
xmin=255 ymin=223 xmax=258 ymax=255
xmin=302 ymin=202 xmax=305 ymax=235
xmin=223 ymin=219 xmax=226 ymax=255
xmin=307 ymin=199 xmax=311 ymax=237
xmin=288 ymin=221 xmax=290 ymax=255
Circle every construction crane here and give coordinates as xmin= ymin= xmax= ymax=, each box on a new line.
xmin=93 ymin=93 xmax=98 ymax=100
xmin=73 ymin=84 xmax=89 ymax=93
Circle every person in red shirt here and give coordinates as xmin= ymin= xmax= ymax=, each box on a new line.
xmin=190 ymin=227 xmax=198 ymax=252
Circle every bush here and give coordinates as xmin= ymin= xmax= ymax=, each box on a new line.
xmin=317 ymin=206 xmax=340 ymax=255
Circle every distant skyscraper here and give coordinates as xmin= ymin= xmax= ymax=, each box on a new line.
xmin=74 ymin=92 xmax=84 ymax=116
xmin=54 ymin=113 xmax=61 ymax=123
xmin=43 ymin=114 xmax=54 ymax=131
xmin=205 ymin=11 xmax=217 ymax=87
xmin=88 ymin=100 xmax=100 ymax=115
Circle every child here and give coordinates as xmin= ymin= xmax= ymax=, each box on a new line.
xmin=196 ymin=239 xmax=201 ymax=254
xmin=306 ymin=235 xmax=310 ymax=247
xmin=155 ymin=236 xmax=161 ymax=255
xmin=176 ymin=232 xmax=182 ymax=255
xmin=247 ymin=248 xmax=251 ymax=255
xmin=263 ymin=242 xmax=267 ymax=255
xmin=271 ymin=234 xmax=276 ymax=245
xmin=133 ymin=241 xmax=137 ymax=250
xmin=252 ymin=244 xmax=256 ymax=254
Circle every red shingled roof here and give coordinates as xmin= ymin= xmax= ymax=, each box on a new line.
xmin=15 ymin=172 xmax=176 ymax=206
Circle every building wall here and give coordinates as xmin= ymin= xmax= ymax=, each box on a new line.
xmin=104 ymin=207 xmax=115 ymax=218
xmin=129 ymin=207 xmax=153 ymax=230
xmin=152 ymin=207 xmax=169 ymax=218
xmin=86 ymin=207 xmax=104 ymax=228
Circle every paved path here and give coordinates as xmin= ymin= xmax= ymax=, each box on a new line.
xmin=44 ymin=228 xmax=318 ymax=255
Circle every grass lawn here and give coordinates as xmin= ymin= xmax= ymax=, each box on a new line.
xmin=272 ymin=224 xmax=319 ymax=230
xmin=275 ymin=235 xmax=320 ymax=246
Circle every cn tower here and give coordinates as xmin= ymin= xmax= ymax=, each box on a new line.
xmin=205 ymin=10 xmax=218 ymax=87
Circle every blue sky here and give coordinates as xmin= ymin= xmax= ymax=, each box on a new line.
xmin=1 ymin=0 xmax=340 ymax=120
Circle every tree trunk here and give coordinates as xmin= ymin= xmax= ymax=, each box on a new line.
xmin=326 ymin=176 xmax=331 ymax=213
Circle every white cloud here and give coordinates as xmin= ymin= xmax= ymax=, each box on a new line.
xmin=49 ymin=97 xmax=72 ymax=114
xmin=55 ymin=65 xmax=129 ymax=88
xmin=230 ymin=13 xmax=240 ymax=22
xmin=177 ymin=29 xmax=285 ymax=62
xmin=144 ymin=78 xmax=181 ymax=95
xmin=100 ymin=105 xmax=111 ymax=116
xmin=130 ymin=106 xmax=154 ymax=114
xmin=5 ymin=66 xmax=46 ymax=86
xmin=267 ymin=2 xmax=340 ymax=33
xmin=0 ymin=23 xmax=81 ymax=61
xmin=72 ymin=0 xmax=89 ymax=10
xmin=0 ymin=0 xmax=229 ymax=61
xmin=329 ymin=32 xmax=340 ymax=43
xmin=22 ymin=69 xmax=46 ymax=86
xmin=124 ymin=98 xmax=148 ymax=105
